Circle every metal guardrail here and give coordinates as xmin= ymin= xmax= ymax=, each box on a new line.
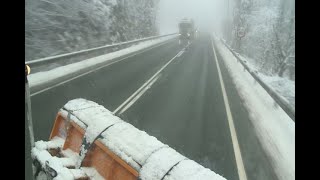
xmin=219 ymin=39 xmax=295 ymax=121
xmin=26 ymin=33 xmax=178 ymax=73
xmin=28 ymin=34 xmax=179 ymax=94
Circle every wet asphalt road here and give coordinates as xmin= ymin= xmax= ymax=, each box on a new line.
xmin=28 ymin=33 xmax=278 ymax=180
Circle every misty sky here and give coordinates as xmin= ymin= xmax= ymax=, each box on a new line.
xmin=156 ymin=0 xmax=232 ymax=34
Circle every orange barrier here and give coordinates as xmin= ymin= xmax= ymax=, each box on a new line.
xmin=40 ymin=112 xmax=138 ymax=179
xmin=31 ymin=99 xmax=226 ymax=180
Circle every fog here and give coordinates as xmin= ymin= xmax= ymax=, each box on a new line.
xmin=156 ymin=0 xmax=233 ymax=34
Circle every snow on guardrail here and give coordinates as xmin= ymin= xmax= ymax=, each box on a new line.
xmin=219 ymin=38 xmax=295 ymax=121
xmin=29 ymin=34 xmax=178 ymax=94
xmin=26 ymin=33 xmax=178 ymax=65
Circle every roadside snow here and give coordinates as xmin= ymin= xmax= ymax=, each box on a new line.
xmin=258 ymin=74 xmax=295 ymax=109
xmin=29 ymin=35 xmax=178 ymax=90
xmin=213 ymin=35 xmax=295 ymax=180
xmin=220 ymin=40 xmax=295 ymax=111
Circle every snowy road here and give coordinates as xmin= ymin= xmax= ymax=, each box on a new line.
xmin=30 ymin=33 xmax=279 ymax=180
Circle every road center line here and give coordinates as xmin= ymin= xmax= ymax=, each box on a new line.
xmin=118 ymin=74 xmax=161 ymax=115
xmin=112 ymin=46 xmax=188 ymax=115
xmin=211 ymin=37 xmax=248 ymax=180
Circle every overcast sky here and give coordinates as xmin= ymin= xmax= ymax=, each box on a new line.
xmin=156 ymin=0 xmax=233 ymax=34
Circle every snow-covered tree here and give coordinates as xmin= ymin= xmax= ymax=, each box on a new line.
xmin=25 ymin=0 xmax=159 ymax=60
xmin=227 ymin=0 xmax=295 ymax=80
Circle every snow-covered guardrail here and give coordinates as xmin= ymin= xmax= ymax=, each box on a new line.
xmin=26 ymin=33 xmax=178 ymax=73
xmin=220 ymin=39 xmax=295 ymax=121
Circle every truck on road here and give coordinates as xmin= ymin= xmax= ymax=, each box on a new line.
xmin=178 ymin=18 xmax=196 ymax=45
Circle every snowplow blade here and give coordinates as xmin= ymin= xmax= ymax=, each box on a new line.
xmin=31 ymin=99 xmax=226 ymax=180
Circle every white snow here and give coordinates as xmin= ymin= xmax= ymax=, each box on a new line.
xmin=31 ymin=148 xmax=52 ymax=166
xmin=69 ymin=169 xmax=87 ymax=179
xmin=213 ymin=35 xmax=295 ymax=180
xmin=100 ymin=121 xmax=167 ymax=171
xmin=59 ymin=110 xmax=87 ymax=130
xmin=29 ymin=35 xmax=178 ymax=90
xmin=139 ymin=147 xmax=187 ymax=180
xmin=258 ymin=74 xmax=295 ymax=109
xmin=63 ymin=98 xmax=101 ymax=111
xmin=221 ymin=40 xmax=295 ymax=112
xmin=235 ymin=53 xmax=295 ymax=110
xmin=34 ymin=136 xmax=64 ymax=151
xmin=31 ymin=147 xmax=74 ymax=180
xmin=60 ymin=149 xmax=80 ymax=166
xmin=62 ymin=98 xmax=123 ymax=167
xmin=81 ymin=167 xmax=104 ymax=180
xmin=164 ymin=160 xmax=226 ymax=180
xmin=32 ymin=143 xmax=91 ymax=179
xmin=61 ymin=99 xmax=122 ymax=143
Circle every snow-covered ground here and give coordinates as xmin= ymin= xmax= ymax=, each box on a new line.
xmin=29 ymin=35 xmax=178 ymax=92
xmin=213 ymin=35 xmax=295 ymax=180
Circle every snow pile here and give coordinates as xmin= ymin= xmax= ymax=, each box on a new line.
xmin=31 ymin=127 xmax=100 ymax=179
xmin=213 ymin=36 xmax=295 ymax=180
xmin=236 ymin=53 xmax=295 ymax=110
xmin=31 ymin=144 xmax=80 ymax=180
xmin=100 ymin=122 xmax=167 ymax=171
xmin=32 ymin=98 xmax=226 ymax=179
xmin=29 ymin=34 xmax=178 ymax=92
xmin=34 ymin=136 xmax=64 ymax=150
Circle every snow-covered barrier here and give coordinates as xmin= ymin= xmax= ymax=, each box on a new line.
xmin=219 ymin=38 xmax=295 ymax=121
xmin=213 ymin=36 xmax=294 ymax=180
xmin=31 ymin=98 xmax=226 ymax=180
xmin=27 ymin=34 xmax=178 ymax=68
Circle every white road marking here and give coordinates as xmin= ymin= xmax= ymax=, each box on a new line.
xmin=113 ymin=46 xmax=188 ymax=115
xmin=31 ymin=39 xmax=176 ymax=97
xmin=118 ymin=74 xmax=161 ymax=115
xmin=176 ymin=50 xmax=184 ymax=57
xmin=211 ymin=37 xmax=248 ymax=180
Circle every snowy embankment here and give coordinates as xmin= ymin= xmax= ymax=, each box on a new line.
xmin=28 ymin=34 xmax=178 ymax=93
xmin=32 ymin=99 xmax=226 ymax=179
xmin=234 ymin=53 xmax=295 ymax=111
xmin=213 ymin=36 xmax=295 ymax=180
xmin=258 ymin=74 xmax=295 ymax=110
